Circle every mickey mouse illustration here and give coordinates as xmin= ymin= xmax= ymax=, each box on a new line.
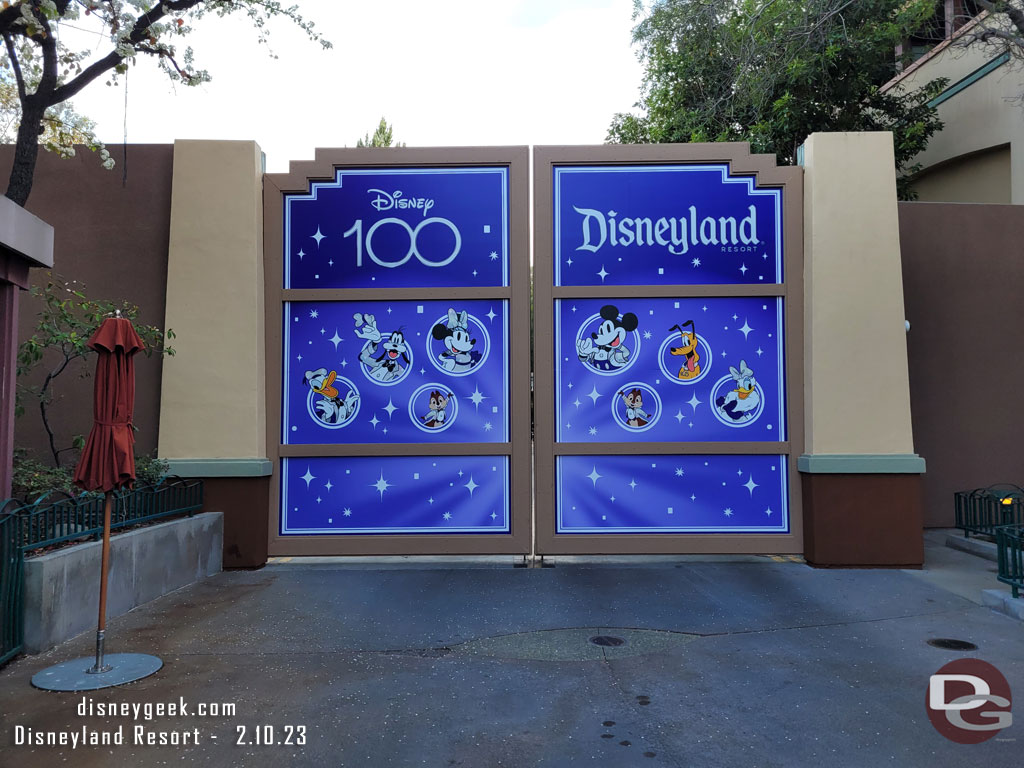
xmin=431 ymin=308 xmax=481 ymax=373
xmin=354 ymin=312 xmax=409 ymax=383
xmin=303 ymin=368 xmax=359 ymax=425
xmin=577 ymin=304 xmax=637 ymax=371
xmin=619 ymin=388 xmax=652 ymax=428
xmin=422 ymin=390 xmax=453 ymax=428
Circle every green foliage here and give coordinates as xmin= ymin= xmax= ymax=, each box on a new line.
xmin=11 ymin=448 xmax=171 ymax=502
xmin=356 ymin=116 xmax=405 ymax=148
xmin=134 ymin=453 xmax=170 ymax=487
xmin=609 ymin=0 xmax=949 ymax=199
xmin=16 ymin=272 xmax=175 ymax=468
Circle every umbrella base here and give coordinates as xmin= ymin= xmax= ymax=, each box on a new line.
xmin=31 ymin=654 xmax=163 ymax=691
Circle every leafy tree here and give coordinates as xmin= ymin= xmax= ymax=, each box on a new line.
xmin=609 ymin=0 xmax=949 ymax=199
xmin=16 ymin=273 xmax=174 ymax=468
xmin=948 ymin=2 xmax=1024 ymax=69
xmin=356 ymin=116 xmax=405 ymax=148
xmin=0 ymin=1 xmax=330 ymax=206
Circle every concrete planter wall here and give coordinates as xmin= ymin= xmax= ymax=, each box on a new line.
xmin=23 ymin=511 xmax=222 ymax=654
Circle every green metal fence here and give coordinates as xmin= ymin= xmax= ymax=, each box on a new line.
xmin=0 ymin=479 xmax=204 ymax=667
xmin=996 ymin=524 xmax=1024 ymax=599
xmin=954 ymin=484 xmax=1024 ymax=538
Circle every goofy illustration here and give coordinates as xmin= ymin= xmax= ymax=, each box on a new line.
xmin=354 ymin=312 xmax=409 ymax=383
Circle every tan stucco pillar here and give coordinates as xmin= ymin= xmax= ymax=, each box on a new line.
xmin=799 ymin=132 xmax=924 ymax=566
xmin=158 ymin=140 xmax=269 ymax=478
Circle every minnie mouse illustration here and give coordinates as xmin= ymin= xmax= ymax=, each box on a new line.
xmin=577 ymin=304 xmax=638 ymax=371
xmin=354 ymin=312 xmax=409 ymax=383
xmin=431 ymin=308 xmax=481 ymax=373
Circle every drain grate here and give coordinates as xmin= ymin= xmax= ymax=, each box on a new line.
xmin=927 ymin=638 xmax=978 ymax=651
xmin=590 ymin=635 xmax=626 ymax=647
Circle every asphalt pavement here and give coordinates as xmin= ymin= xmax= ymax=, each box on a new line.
xmin=0 ymin=531 xmax=1021 ymax=767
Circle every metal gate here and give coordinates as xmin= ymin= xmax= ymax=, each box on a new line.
xmin=0 ymin=503 xmax=23 ymax=664
xmin=264 ymin=148 xmax=532 ymax=555
xmin=533 ymin=144 xmax=803 ymax=554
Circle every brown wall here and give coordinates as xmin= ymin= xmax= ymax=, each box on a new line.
xmin=0 ymin=145 xmax=173 ymax=466
xmin=899 ymin=201 xmax=1024 ymax=527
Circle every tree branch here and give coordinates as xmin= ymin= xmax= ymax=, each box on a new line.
xmin=2 ymin=32 xmax=27 ymax=102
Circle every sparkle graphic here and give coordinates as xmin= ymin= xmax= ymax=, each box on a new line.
xmin=732 ymin=314 xmax=738 ymax=321
xmin=756 ymin=347 xmax=764 ymax=357
xmin=702 ymin=305 xmax=708 ymax=312
xmin=343 ymin=508 xmax=352 ymax=517
xmin=325 ymin=480 xmax=333 ymax=492
xmin=469 ymin=386 xmax=488 ymax=409
xmin=483 ymin=422 xmax=493 ymax=431
xmin=489 ymin=251 xmax=498 ymax=261
xmin=686 ymin=393 xmax=702 ymax=412
xmin=674 ymin=410 xmax=684 ymax=423
xmin=309 ymin=309 xmax=319 ymax=319
xmin=419 ymin=367 xmax=426 ymax=375
xmin=328 ymin=259 xmax=334 ymax=267
xmin=369 ymin=415 xmax=380 ymax=429
xmin=610 ymin=496 xmax=616 ymax=503
xmin=340 ymin=358 xmax=348 ymax=368
xmin=386 ymin=307 xmax=393 ymax=315
xmin=316 ymin=496 xmax=322 ymax=504
xmin=629 ymin=478 xmax=638 ymax=491
xmin=573 ymin=398 xmax=581 ymax=408
xmin=762 ymin=252 xmax=769 ymax=260
xmin=739 ymin=263 xmax=748 ymax=275
xmin=587 ymin=385 xmax=602 ymax=405
xmin=587 ymin=466 xmax=603 ymax=486
xmin=486 ymin=308 xmax=497 ymax=322
xmin=765 ymin=507 xmax=773 ymax=516
xmin=675 ymin=468 xmax=684 ymax=477
xmin=597 ymin=265 xmax=609 ymax=281
xmin=567 ymin=258 xmax=573 ymax=266
xmin=744 ymin=475 xmax=759 ymax=495
xmin=464 ymin=476 xmax=479 ymax=496
xmin=371 ymin=472 xmax=392 ymax=499
xmin=491 ymin=512 xmax=498 ymax=520
xmin=643 ymin=330 xmax=652 ymax=339
xmin=588 ymin=426 xmax=598 ymax=436
xmin=738 ymin=320 xmax=754 ymax=339
xmin=458 ymin=470 xmax=464 ymax=477
xmin=320 ymin=328 xmax=326 ymax=335
xmin=297 ymin=249 xmax=305 ymax=260
xmin=737 ymin=469 xmax=744 ymax=476
xmin=443 ymin=512 xmax=452 ymax=520
xmin=383 ymin=399 xmax=398 ymax=418
xmin=691 ymin=494 xmax=697 ymax=501
xmin=724 ymin=508 xmax=734 ymax=517
xmin=311 ymin=227 xmax=325 ymax=246
xmin=428 ymin=497 xmax=434 ymax=504
xmin=567 ymin=382 xmax=574 ymax=389
xmin=691 ymin=257 xmax=701 ymax=267
xmin=301 ymin=467 xmax=316 ymax=488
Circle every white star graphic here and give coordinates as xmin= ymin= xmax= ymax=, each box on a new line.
xmin=587 ymin=466 xmax=602 ymax=486
xmin=762 ymin=252 xmax=769 ymax=260
xmin=738 ymin=320 xmax=754 ymax=339
xmin=739 ymin=263 xmax=748 ymax=275
xmin=301 ymin=467 xmax=316 ymax=488
xmin=675 ymin=468 xmax=684 ymax=477
xmin=567 ymin=257 xmax=573 ymax=266
xmin=629 ymin=479 xmax=637 ymax=491
xmin=744 ymin=475 xmax=759 ymax=495
xmin=587 ymin=385 xmax=602 ymax=405
xmin=340 ymin=358 xmax=348 ymax=368
xmin=642 ymin=330 xmax=652 ymax=340
xmin=567 ymin=382 xmax=574 ymax=389
xmin=325 ymin=480 xmax=333 ymax=492
xmin=572 ymin=398 xmax=581 ymax=408
xmin=443 ymin=512 xmax=452 ymax=520
xmin=690 ymin=494 xmax=696 ymax=501
xmin=489 ymin=251 xmax=498 ymax=261
xmin=675 ymin=410 xmax=684 ymax=423
xmin=309 ymin=309 xmax=319 ymax=319
xmin=732 ymin=314 xmax=738 ymax=321
xmin=328 ymin=259 xmax=334 ymax=267
xmin=610 ymin=496 xmax=616 ymax=502
xmin=486 ymin=308 xmax=497 ymax=322
xmin=597 ymin=265 xmax=609 ymax=281
xmin=469 ymin=386 xmax=488 ymax=409
xmin=483 ymin=422 xmax=493 ymax=431
xmin=343 ymin=508 xmax=352 ymax=517
xmin=371 ymin=472 xmax=392 ymax=499
xmin=464 ymin=476 xmax=479 ymax=496
xmin=329 ymin=330 xmax=343 ymax=350
xmin=316 ymin=496 xmax=322 ymax=504
xmin=427 ymin=497 xmax=434 ymax=504
xmin=311 ymin=227 xmax=325 ymax=246
xmin=320 ymin=328 xmax=326 ymax=335
xmin=724 ymin=508 xmax=734 ymax=517
xmin=692 ymin=257 xmax=701 ymax=267
xmin=686 ymin=393 xmax=702 ymax=412
xmin=588 ymin=426 xmax=598 ymax=436
xmin=491 ymin=511 xmax=497 ymax=520
xmin=737 ymin=469 xmax=744 ymax=476
xmin=756 ymin=347 xmax=764 ymax=357
xmin=297 ymin=249 xmax=305 ymax=260
xmin=383 ymin=399 xmax=398 ymax=418
xmin=369 ymin=415 xmax=380 ymax=429
xmin=702 ymin=305 xmax=708 ymax=312
xmin=765 ymin=507 xmax=773 ymax=516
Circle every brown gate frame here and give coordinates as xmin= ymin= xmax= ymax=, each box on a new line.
xmin=533 ymin=144 xmax=804 ymax=555
xmin=263 ymin=147 xmax=532 ymax=555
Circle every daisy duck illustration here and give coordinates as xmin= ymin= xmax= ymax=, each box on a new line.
xmin=431 ymin=308 xmax=481 ymax=373
xmin=715 ymin=360 xmax=760 ymax=422
xmin=303 ymin=368 xmax=359 ymax=424
xmin=619 ymin=388 xmax=652 ymax=428
xmin=422 ymin=390 xmax=453 ymax=428
xmin=577 ymin=304 xmax=637 ymax=371
xmin=354 ymin=312 xmax=409 ymax=383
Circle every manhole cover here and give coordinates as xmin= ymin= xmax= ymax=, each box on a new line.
xmin=590 ymin=635 xmax=626 ymax=647
xmin=927 ymin=638 xmax=978 ymax=651
xmin=450 ymin=627 xmax=697 ymax=661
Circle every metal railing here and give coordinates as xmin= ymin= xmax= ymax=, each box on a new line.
xmin=0 ymin=479 xmax=204 ymax=667
xmin=954 ymin=484 xmax=1024 ymax=538
xmin=996 ymin=525 xmax=1024 ymax=600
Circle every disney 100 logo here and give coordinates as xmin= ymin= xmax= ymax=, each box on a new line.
xmin=343 ymin=189 xmax=460 ymax=269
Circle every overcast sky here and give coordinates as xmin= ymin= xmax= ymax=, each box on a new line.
xmin=60 ymin=0 xmax=645 ymax=172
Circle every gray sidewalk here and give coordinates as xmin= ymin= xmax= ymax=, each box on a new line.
xmin=1 ymin=535 xmax=1021 ymax=767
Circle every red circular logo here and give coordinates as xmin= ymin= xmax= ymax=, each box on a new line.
xmin=926 ymin=658 xmax=1013 ymax=744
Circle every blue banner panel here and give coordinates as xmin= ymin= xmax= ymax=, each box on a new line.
xmin=557 ymin=454 xmax=789 ymax=534
xmin=285 ymin=167 xmax=508 ymax=289
xmin=283 ymin=299 xmax=509 ymax=444
xmin=554 ymin=165 xmax=782 ymax=286
xmin=555 ymin=297 xmax=785 ymax=443
xmin=281 ymin=456 xmax=510 ymax=535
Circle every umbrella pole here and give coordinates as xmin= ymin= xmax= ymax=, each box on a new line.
xmin=88 ymin=490 xmax=113 ymax=674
